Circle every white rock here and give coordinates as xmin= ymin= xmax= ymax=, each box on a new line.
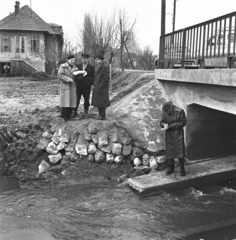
xmin=88 ymin=142 xmax=97 ymax=154
xmin=156 ymin=155 xmax=166 ymax=164
xmin=48 ymin=153 xmax=62 ymax=164
xmin=36 ymin=138 xmax=50 ymax=150
xmin=149 ymin=156 xmax=158 ymax=170
xmin=112 ymin=143 xmax=122 ymax=155
xmin=42 ymin=130 xmax=52 ymax=139
xmin=142 ymin=154 xmax=150 ymax=166
xmin=122 ymin=144 xmax=132 ymax=156
xmin=95 ymin=149 xmax=105 ymax=163
xmin=133 ymin=157 xmax=142 ymax=166
xmin=57 ymin=142 xmax=66 ymax=151
xmin=60 ymin=133 xmax=70 ymax=143
xmin=38 ymin=160 xmax=50 ymax=173
xmin=114 ymin=155 xmax=124 ymax=164
xmin=75 ymin=135 xmax=89 ymax=156
xmin=106 ymin=153 xmax=114 ymax=163
xmin=46 ymin=142 xmax=59 ymax=154
xmin=98 ymin=131 xmax=109 ymax=148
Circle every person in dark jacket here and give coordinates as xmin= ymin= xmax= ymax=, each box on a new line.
xmin=72 ymin=53 xmax=95 ymax=118
xmin=92 ymin=52 xmax=110 ymax=120
xmin=160 ymin=102 xmax=187 ymax=176
xmin=57 ymin=55 xmax=78 ymax=122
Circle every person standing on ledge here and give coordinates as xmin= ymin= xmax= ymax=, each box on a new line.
xmin=72 ymin=53 xmax=95 ymax=118
xmin=160 ymin=102 xmax=187 ymax=176
xmin=92 ymin=52 xmax=110 ymax=120
xmin=57 ymin=54 xmax=78 ymax=122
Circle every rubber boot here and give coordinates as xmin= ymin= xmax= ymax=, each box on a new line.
xmin=179 ymin=158 xmax=186 ymax=176
xmin=165 ymin=158 xmax=175 ymax=175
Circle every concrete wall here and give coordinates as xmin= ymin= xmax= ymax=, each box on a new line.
xmin=156 ymin=69 xmax=236 ymax=160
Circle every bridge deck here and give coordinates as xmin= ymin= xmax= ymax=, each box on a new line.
xmin=127 ymin=155 xmax=236 ymax=193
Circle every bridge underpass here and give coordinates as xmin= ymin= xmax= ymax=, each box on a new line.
xmin=155 ymin=69 xmax=236 ymax=161
xmin=127 ymin=69 xmax=236 ymax=195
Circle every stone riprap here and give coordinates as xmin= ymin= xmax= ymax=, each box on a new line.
xmin=36 ymin=120 xmax=167 ymax=175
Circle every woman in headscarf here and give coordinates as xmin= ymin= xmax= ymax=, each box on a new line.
xmin=160 ymin=102 xmax=187 ymax=176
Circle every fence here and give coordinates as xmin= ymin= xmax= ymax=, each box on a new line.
xmin=159 ymin=11 xmax=236 ymax=69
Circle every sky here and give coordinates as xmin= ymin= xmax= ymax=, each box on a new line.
xmin=0 ymin=0 xmax=236 ymax=54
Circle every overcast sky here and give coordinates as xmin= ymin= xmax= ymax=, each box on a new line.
xmin=1 ymin=0 xmax=236 ymax=54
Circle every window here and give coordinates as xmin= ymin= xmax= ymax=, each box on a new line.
xmin=16 ymin=36 xmax=25 ymax=53
xmin=1 ymin=35 xmax=11 ymax=52
xmin=30 ymin=35 xmax=40 ymax=52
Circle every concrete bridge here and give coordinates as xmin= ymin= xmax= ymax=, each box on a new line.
xmin=155 ymin=69 xmax=236 ymax=161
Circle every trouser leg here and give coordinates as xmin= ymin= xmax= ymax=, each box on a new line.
xmin=61 ymin=107 xmax=72 ymax=119
xmin=98 ymin=107 xmax=106 ymax=118
xmin=82 ymin=87 xmax=91 ymax=112
xmin=179 ymin=158 xmax=186 ymax=176
xmin=165 ymin=158 xmax=175 ymax=175
xmin=76 ymin=87 xmax=82 ymax=110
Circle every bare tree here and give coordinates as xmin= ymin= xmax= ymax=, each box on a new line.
xmin=137 ymin=46 xmax=157 ymax=70
xmin=78 ymin=11 xmax=119 ymax=58
xmin=118 ymin=9 xmax=136 ymax=71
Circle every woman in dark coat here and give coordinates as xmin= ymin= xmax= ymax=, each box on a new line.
xmin=92 ymin=52 xmax=110 ymax=120
xmin=160 ymin=102 xmax=187 ymax=176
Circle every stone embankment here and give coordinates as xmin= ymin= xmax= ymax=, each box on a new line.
xmin=36 ymin=120 xmax=167 ymax=181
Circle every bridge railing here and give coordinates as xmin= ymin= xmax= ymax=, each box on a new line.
xmin=159 ymin=11 xmax=236 ymax=69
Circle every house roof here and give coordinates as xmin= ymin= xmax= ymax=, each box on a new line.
xmin=0 ymin=5 xmax=60 ymax=34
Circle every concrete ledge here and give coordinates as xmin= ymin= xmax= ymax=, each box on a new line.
xmin=127 ymin=155 xmax=236 ymax=193
xmin=155 ymin=69 xmax=236 ymax=87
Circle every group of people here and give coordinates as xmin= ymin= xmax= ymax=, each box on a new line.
xmin=57 ymin=52 xmax=110 ymax=122
xmin=57 ymin=53 xmax=187 ymax=177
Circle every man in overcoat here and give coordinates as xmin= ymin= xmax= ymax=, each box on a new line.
xmin=57 ymin=55 xmax=78 ymax=122
xmin=72 ymin=53 xmax=95 ymax=118
xmin=160 ymin=102 xmax=187 ymax=176
xmin=92 ymin=52 xmax=110 ymax=120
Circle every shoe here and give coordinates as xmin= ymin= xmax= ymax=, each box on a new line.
xmin=95 ymin=116 xmax=106 ymax=120
xmin=165 ymin=167 xmax=174 ymax=175
xmin=71 ymin=111 xmax=78 ymax=118
xmin=180 ymin=169 xmax=186 ymax=176
xmin=60 ymin=118 xmax=69 ymax=123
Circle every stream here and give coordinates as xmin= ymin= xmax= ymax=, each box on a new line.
xmin=1 ymin=179 xmax=236 ymax=240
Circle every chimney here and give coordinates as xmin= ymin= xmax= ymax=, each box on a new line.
xmin=15 ymin=1 xmax=20 ymax=15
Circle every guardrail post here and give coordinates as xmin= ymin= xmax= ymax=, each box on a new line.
xmin=181 ymin=29 xmax=186 ymax=68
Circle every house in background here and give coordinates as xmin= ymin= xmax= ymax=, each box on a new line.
xmin=0 ymin=1 xmax=63 ymax=75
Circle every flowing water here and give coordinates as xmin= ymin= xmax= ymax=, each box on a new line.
xmin=1 ymin=179 xmax=236 ymax=240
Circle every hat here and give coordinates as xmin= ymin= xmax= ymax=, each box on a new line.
xmin=94 ymin=52 xmax=105 ymax=60
xmin=67 ymin=54 xmax=75 ymax=60
xmin=81 ymin=53 xmax=90 ymax=58
xmin=162 ymin=102 xmax=174 ymax=115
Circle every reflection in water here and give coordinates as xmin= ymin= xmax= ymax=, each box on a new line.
xmin=0 ymin=180 xmax=236 ymax=240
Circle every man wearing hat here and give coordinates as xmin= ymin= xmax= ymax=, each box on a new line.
xmin=72 ymin=53 xmax=95 ymax=118
xmin=92 ymin=52 xmax=110 ymax=120
xmin=160 ymin=102 xmax=187 ymax=176
xmin=57 ymin=54 xmax=78 ymax=122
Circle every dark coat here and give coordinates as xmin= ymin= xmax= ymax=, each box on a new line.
xmin=57 ymin=62 xmax=77 ymax=108
xmin=160 ymin=105 xmax=187 ymax=159
xmin=74 ymin=63 xmax=95 ymax=89
xmin=92 ymin=62 xmax=110 ymax=108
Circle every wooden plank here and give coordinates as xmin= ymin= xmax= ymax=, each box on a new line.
xmin=127 ymin=155 xmax=236 ymax=193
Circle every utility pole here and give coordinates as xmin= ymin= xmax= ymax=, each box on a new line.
xmin=159 ymin=0 xmax=166 ymax=69
xmin=173 ymin=0 xmax=176 ymax=32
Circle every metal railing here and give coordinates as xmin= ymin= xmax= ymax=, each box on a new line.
xmin=159 ymin=11 xmax=236 ymax=69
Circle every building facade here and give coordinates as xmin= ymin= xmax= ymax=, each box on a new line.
xmin=0 ymin=1 xmax=63 ymax=75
